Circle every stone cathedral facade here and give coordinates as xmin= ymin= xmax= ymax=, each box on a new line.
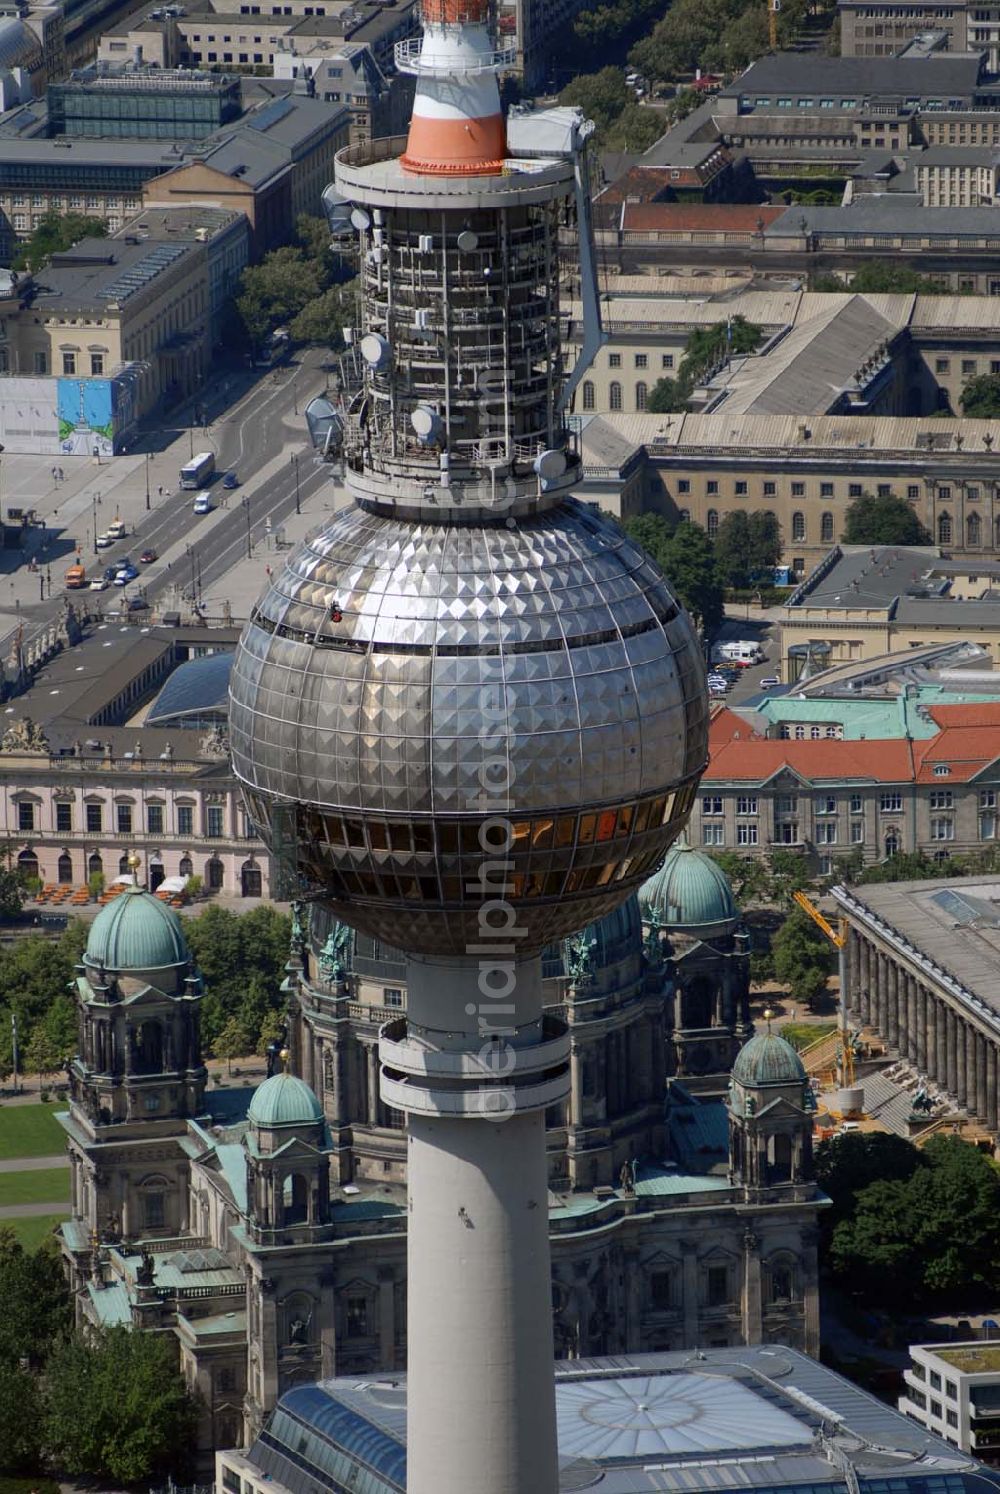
xmin=57 ymin=845 xmax=823 ymax=1469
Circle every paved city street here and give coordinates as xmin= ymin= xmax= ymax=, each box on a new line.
xmin=0 ymin=347 xmax=338 ymax=653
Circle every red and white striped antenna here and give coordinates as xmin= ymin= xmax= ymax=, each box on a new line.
xmin=396 ymin=0 xmax=515 ymax=176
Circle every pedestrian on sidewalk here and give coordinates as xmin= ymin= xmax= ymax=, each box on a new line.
xmin=158 ymin=485 xmax=164 ymax=500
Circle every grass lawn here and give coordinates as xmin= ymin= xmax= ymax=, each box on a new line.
xmin=0 ymin=1166 xmax=70 ymax=1207
xmin=781 ymin=1021 xmax=838 ymax=1052
xmin=1 ymin=1212 xmax=66 ymax=1251
xmin=0 ymin=1102 xmax=67 ymax=1160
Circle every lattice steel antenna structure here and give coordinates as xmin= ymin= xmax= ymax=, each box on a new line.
xmin=229 ymin=4 xmax=710 ymax=1490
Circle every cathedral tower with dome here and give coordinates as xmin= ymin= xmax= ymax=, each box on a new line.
xmin=57 ymin=867 xmax=824 ymax=1470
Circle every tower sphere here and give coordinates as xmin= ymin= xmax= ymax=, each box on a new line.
xmin=230 ymin=500 xmax=708 ymax=956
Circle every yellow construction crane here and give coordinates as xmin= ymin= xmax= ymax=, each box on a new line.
xmin=768 ymin=0 xmax=780 ymax=49
xmin=792 ymin=890 xmax=855 ymax=1088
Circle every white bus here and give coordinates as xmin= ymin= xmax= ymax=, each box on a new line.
xmin=179 ymin=450 xmax=215 ymax=489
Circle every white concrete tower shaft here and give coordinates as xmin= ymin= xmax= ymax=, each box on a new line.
xmin=380 ymin=957 xmax=570 ymax=1494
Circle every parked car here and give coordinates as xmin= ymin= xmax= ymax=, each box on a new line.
xmin=139 ymin=547 xmax=158 ymax=564
xmin=104 ymin=564 xmax=120 ymax=581
xmin=759 ymin=675 xmax=781 ymax=689
xmin=95 ymin=532 xmax=112 ymax=549
xmin=114 ymin=563 xmax=138 ymax=585
xmin=222 ymin=470 xmax=239 ymax=489
xmin=124 ymin=594 xmax=149 ymax=611
xmin=89 ymin=577 xmax=109 ymax=591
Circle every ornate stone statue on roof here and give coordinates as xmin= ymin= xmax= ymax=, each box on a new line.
xmin=0 ymin=715 xmax=49 ymax=753
xmin=199 ymin=725 xmax=230 ymax=760
xmin=566 ymin=930 xmax=598 ymax=987
xmin=318 ymin=923 xmax=351 ymax=983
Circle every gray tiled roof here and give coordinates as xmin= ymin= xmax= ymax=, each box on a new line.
xmin=725 ymin=51 xmax=985 ymax=100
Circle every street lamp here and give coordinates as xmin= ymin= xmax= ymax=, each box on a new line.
xmin=144 ymin=453 xmax=152 ymax=511
xmin=291 ymin=452 xmax=300 ymax=516
xmin=92 ymin=491 xmax=101 ymax=555
xmin=242 ymin=496 xmax=252 ymax=559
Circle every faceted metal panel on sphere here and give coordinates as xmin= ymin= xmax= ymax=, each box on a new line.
xmin=229 ymin=498 xmax=709 ymax=955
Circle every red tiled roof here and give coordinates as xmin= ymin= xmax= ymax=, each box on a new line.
xmin=619 ymin=203 xmax=785 ymax=233
xmin=913 ymin=725 xmax=1000 ymax=782
xmin=704 ymin=736 xmax=916 ymax=784
xmin=925 ymin=703 xmax=1000 ymax=729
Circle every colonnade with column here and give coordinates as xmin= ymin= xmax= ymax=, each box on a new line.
xmin=846 ymin=929 xmax=1000 ymax=1130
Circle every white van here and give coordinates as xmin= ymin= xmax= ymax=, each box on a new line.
xmin=710 ymin=640 xmax=764 ymax=667
xmin=192 ymin=491 xmax=213 ymax=515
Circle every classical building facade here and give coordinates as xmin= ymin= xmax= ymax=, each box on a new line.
xmin=832 ymin=876 xmax=1000 ymax=1135
xmin=58 ymin=856 xmax=823 ymax=1469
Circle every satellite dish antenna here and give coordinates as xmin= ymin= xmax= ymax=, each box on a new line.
xmin=411 ymin=406 xmax=443 ymax=443
xmin=534 ymin=449 xmax=567 ymax=483
xmin=350 ymin=207 xmax=371 ymax=231
xmin=360 ymin=333 xmax=391 ymax=369
xmin=457 ymin=229 xmax=479 ymax=252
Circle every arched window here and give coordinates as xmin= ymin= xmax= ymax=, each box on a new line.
xmin=820 ymin=511 xmax=834 ymax=543
xmin=282 ymin=1175 xmax=309 ymax=1226
xmin=139 ymin=1174 xmax=169 ymax=1230
xmin=706 ymin=508 xmax=719 ymax=538
xmin=968 ymin=511 xmax=982 ymax=546
xmin=206 ymin=856 xmax=224 ymax=890
xmin=88 ymin=851 xmax=103 ymax=877
xmin=885 ymin=830 xmax=900 ymax=858
xmin=938 ymin=512 xmax=952 ymax=544
xmin=17 ymin=848 xmax=39 ymax=883
xmin=791 ymin=511 xmax=806 ymax=542
xmin=241 ymin=859 xmax=262 ymax=897
xmin=118 ymin=853 xmax=131 ymax=874
xmin=635 ymin=380 xmax=648 ymax=411
xmin=609 ymin=381 xmax=623 ymax=412
xmin=582 ymin=380 xmax=595 ymax=411
xmin=766 ymin=1255 xmax=797 ymax=1304
xmin=769 ymin=1133 xmax=793 ymax=1182
xmin=179 ymin=854 xmax=193 ymax=878
xmin=58 ymin=851 xmax=73 ymax=885
xmin=149 ymin=856 xmax=165 ymax=892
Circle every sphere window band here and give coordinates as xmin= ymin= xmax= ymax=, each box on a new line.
xmin=244 ymin=780 xmax=697 ymax=905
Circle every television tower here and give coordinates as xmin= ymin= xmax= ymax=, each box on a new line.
xmin=228 ymin=6 xmax=710 ymax=1492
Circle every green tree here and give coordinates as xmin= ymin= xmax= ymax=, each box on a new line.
xmin=814 ymin=261 xmax=948 ymax=294
xmin=842 ymin=491 xmax=931 ymax=546
xmin=681 ymin=315 xmax=763 ymax=385
xmin=43 ymin=1324 xmax=197 ymax=1482
xmin=662 ymin=520 xmax=724 ymax=632
xmin=236 ymin=245 xmax=326 ymax=349
xmin=771 ymin=905 xmax=834 ymax=1007
xmin=645 ymin=376 xmax=687 ymax=414
xmin=709 ymin=850 xmax=770 ymax=905
xmin=960 ymin=374 xmax=1000 ymax=418
xmin=290 ymin=285 xmax=347 ymax=347
xmin=12 ymin=212 xmax=107 ymax=272
xmin=606 ymin=102 xmax=665 ymax=153
xmin=560 ymin=66 xmax=630 ymax=134
xmin=0 ymin=841 xmax=25 ymax=919
xmin=814 ymin=1130 xmax=923 ymax=1229
xmin=829 ymin=1135 xmax=1000 ymax=1305
xmin=0 ymin=1229 xmax=71 ymax=1371
xmin=24 ymin=1023 xmax=63 ymax=1077
xmin=767 ymin=848 xmax=813 ymax=904
xmin=714 ymin=511 xmax=754 ymax=588
xmin=295 ymin=211 xmax=336 ymax=277
xmin=747 ymin=510 xmax=782 ymax=578
xmin=214 ymin=1015 xmax=254 ymax=1074
xmin=623 ymin=511 xmax=674 ymax=573
xmin=0 ymin=1363 xmax=44 ymax=1472
xmin=258 ymin=1007 xmax=285 ymax=1057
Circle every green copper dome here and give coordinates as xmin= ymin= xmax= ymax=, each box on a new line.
xmin=639 ymin=841 xmax=737 ymax=933
xmin=85 ymin=884 xmax=189 ymax=972
xmin=247 ymin=1071 xmax=324 ymax=1128
xmin=732 ymin=1031 xmax=806 ymax=1088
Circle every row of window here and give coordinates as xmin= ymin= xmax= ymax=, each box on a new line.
xmin=604 ymin=351 xmax=674 ymax=370
xmin=1 ymin=194 xmax=140 ymax=210
xmin=702 ymin=789 xmax=997 ymax=816
xmin=16 ymin=800 xmax=234 ymax=836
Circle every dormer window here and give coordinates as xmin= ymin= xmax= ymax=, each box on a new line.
xmin=934 ymin=764 xmax=950 ymax=777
